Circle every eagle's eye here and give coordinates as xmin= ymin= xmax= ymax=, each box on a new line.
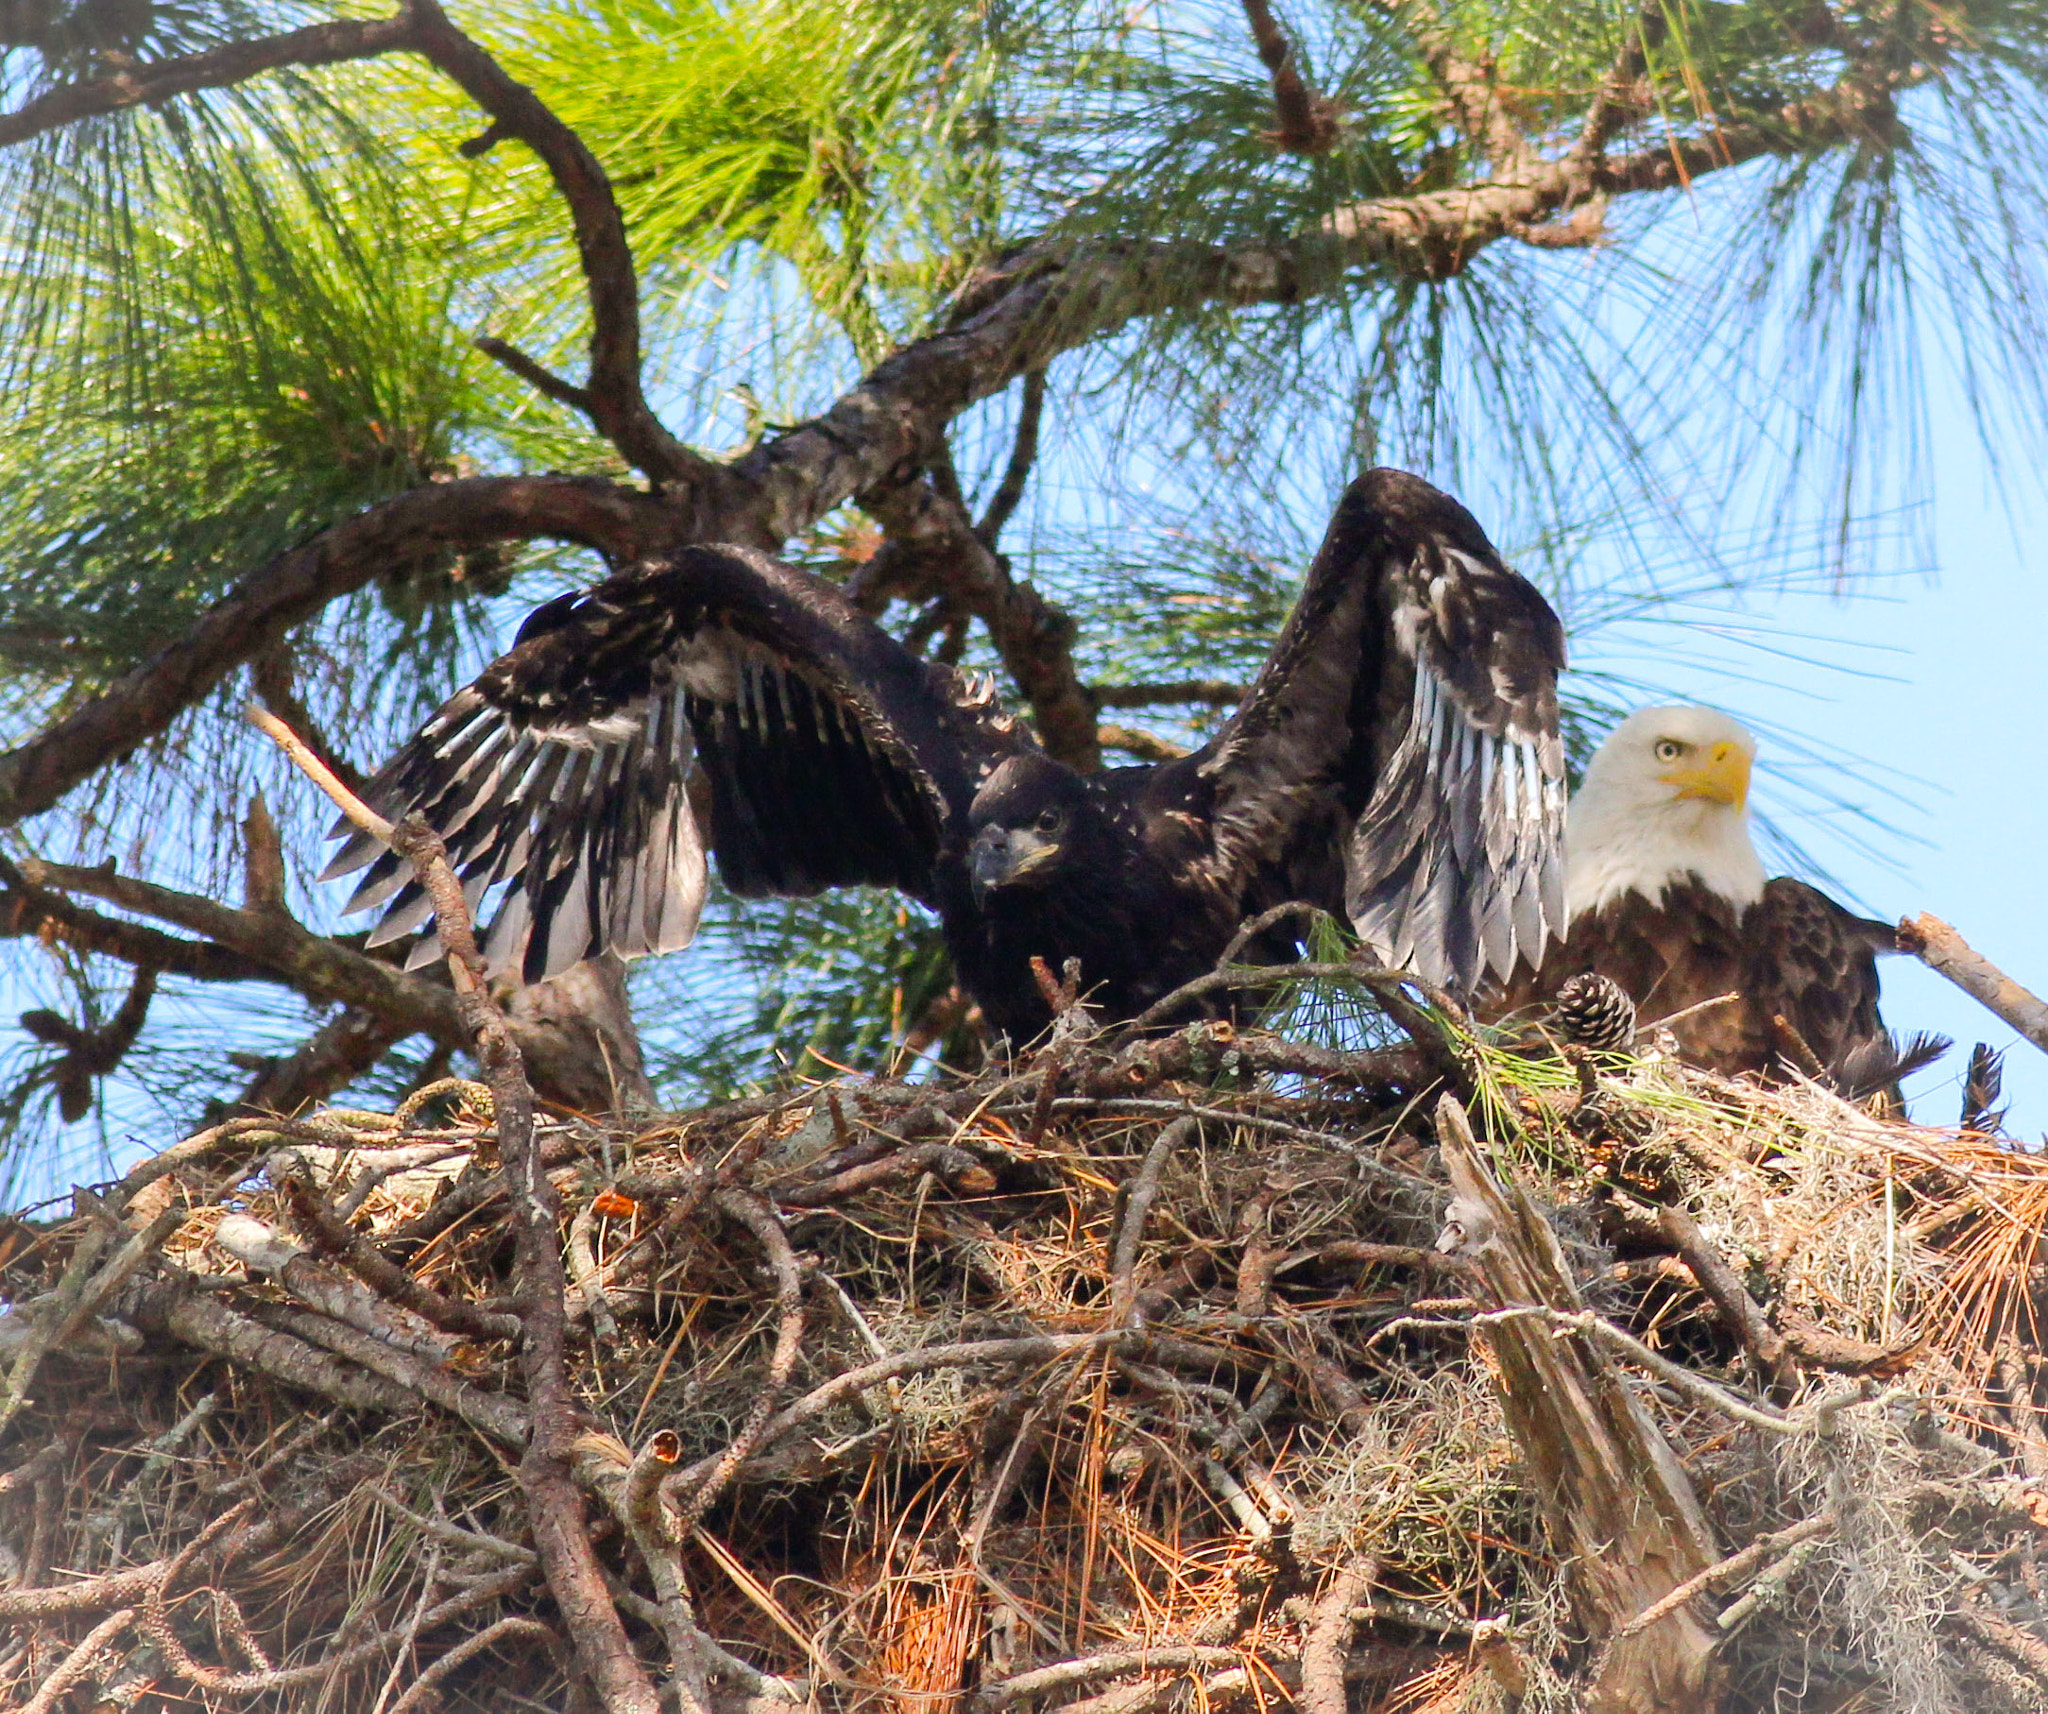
xmin=1034 ymin=808 xmax=1066 ymax=835
xmin=1654 ymin=739 xmax=1685 ymax=763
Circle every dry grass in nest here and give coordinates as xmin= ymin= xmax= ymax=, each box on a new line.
xmin=2 ymin=1022 xmax=2048 ymax=1712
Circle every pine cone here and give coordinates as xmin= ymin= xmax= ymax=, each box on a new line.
xmin=1552 ymin=973 xmax=1636 ymax=1053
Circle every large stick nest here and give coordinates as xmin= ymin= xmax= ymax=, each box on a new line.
xmin=3 ymin=999 xmax=2048 ymax=1713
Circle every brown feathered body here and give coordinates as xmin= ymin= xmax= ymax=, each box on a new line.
xmin=1494 ymin=873 xmax=1894 ymax=1081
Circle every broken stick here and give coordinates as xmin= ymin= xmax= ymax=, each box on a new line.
xmin=1898 ymin=914 xmax=2048 ymax=1061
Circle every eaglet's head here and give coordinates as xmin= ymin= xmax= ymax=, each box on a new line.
xmin=967 ymin=755 xmax=1098 ymax=903
xmin=1566 ymin=705 xmax=1766 ymax=917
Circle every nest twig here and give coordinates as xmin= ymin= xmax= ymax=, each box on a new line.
xmin=5 ymin=943 xmax=2048 ymax=1711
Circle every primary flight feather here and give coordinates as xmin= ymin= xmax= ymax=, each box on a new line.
xmin=325 ymin=468 xmax=1569 ymax=1036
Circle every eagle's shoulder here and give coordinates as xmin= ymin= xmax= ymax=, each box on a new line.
xmin=1749 ymin=876 xmax=1892 ymax=955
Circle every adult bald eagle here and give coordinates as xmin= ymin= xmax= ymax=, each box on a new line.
xmin=325 ymin=468 xmax=1568 ymax=1039
xmin=1491 ymin=706 xmax=1935 ymax=1091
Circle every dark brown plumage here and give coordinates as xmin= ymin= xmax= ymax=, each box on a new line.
xmin=1503 ymin=874 xmax=1898 ymax=1079
xmin=326 ymin=469 xmax=1570 ymax=1039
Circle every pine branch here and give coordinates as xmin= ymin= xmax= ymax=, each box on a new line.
xmin=1366 ymin=0 xmax=1532 ymax=176
xmin=0 ymin=4 xmax=1955 ymax=868
xmin=0 ymin=11 xmax=419 ymax=149
xmin=1567 ymin=0 xmax=1671 ymax=173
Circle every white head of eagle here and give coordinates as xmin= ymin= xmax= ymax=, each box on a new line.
xmin=1565 ymin=705 xmax=1768 ymax=919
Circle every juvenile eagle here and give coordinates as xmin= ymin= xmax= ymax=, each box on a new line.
xmin=326 ymin=469 xmax=1568 ymax=1038
xmin=1491 ymin=706 xmax=1935 ymax=1091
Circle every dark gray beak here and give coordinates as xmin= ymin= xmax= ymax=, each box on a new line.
xmin=969 ymin=827 xmax=1012 ymax=905
xmin=969 ymin=826 xmax=1057 ymax=904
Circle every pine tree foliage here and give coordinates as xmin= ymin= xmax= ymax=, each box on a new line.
xmin=2 ymin=0 xmax=2047 ymax=1169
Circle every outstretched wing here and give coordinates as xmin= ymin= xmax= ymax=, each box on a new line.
xmin=1191 ymin=468 xmax=1566 ymax=994
xmin=323 ymin=544 xmax=1027 ymax=983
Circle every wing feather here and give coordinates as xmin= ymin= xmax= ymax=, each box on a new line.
xmin=1191 ymin=469 xmax=1566 ymax=995
xmin=328 ymin=544 xmax=1020 ymax=983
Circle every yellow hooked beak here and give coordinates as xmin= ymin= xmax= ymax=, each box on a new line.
xmin=1662 ymin=740 xmax=1751 ymax=809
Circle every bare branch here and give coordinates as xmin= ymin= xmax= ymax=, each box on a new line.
xmin=975 ymin=368 xmax=1046 ymax=547
xmin=1098 ymin=723 xmax=1190 ymax=763
xmin=1612 ymin=1512 xmax=1836 ymax=1644
xmin=861 ymin=471 xmax=1100 ymax=770
xmin=675 ymin=1190 xmax=809 ymax=1529
xmin=251 ymin=650 xmax=361 ymax=793
xmin=978 ymin=1647 xmax=1249 ymax=1709
xmin=385 ymin=1616 xmax=557 ymax=1714
xmin=666 ymin=1332 xmax=1118 ymax=1504
xmin=476 ymin=335 xmax=596 ymax=414
xmin=1301 ymin=1558 xmax=1377 ymax=1714
xmin=1 ymin=855 xmax=267 ymax=984
xmin=0 ymin=11 xmax=418 ymax=149
xmin=13 ymin=850 xmax=464 ymax=1044
xmin=406 ymin=0 xmax=712 ymax=493
xmin=1239 ymin=0 xmax=1341 ymax=154
xmin=1656 ymin=1203 xmax=1802 ymax=1397
xmin=1091 ymin=679 xmax=1246 ymax=710
xmin=251 ymin=707 xmax=660 ymax=1714
xmin=277 ymin=1168 xmax=522 ymax=1342
xmin=1898 ymin=914 xmax=2048 ymax=1061
xmin=1110 ymin=1117 xmax=1196 ymax=1324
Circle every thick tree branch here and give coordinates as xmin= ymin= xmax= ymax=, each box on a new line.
xmin=0 ymin=12 xmax=419 ymax=149
xmin=406 ymin=0 xmax=713 ymax=494
xmin=0 ymin=474 xmax=665 ymax=830
xmin=861 ymin=473 xmax=1101 ymax=771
